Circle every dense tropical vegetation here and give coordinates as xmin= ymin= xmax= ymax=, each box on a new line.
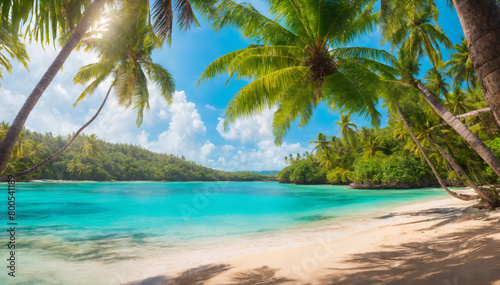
xmin=0 ymin=126 xmax=266 ymax=181
xmin=279 ymin=84 xmax=500 ymax=189
xmin=0 ymin=0 xmax=499 ymax=207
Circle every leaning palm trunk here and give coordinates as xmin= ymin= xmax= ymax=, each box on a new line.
xmin=428 ymin=107 xmax=491 ymax=132
xmin=413 ymin=81 xmax=500 ymax=178
xmin=452 ymin=0 xmax=500 ymax=127
xmin=396 ymin=105 xmax=478 ymax=201
xmin=0 ymin=84 xmax=112 ymax=182
xmin=427 ymin=136 xmax=497 ymax=206
xmin=0 ymin=0 xmax=106 ymax=174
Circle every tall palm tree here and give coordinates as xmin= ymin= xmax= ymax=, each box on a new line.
xmin=445 ymin=86 xmax=474 ymax=116
xmin=199 ymin=0 xmax=393 ymax=145
xmin=424 ymin=67 xmax=450 ymax=99
xmin=376 ymin=0 xmax=500 ymax=179
xmin=82 ymin=134 xmax=101 ymax=157
xmin=0 ymin=0 xmax=110 ymax=173
xmin=445 ymin=38 xmax=476 ymax=89
xmin=67 ymin=158 xmax=84 ymax=175
xmin=396 ymin=104 xmax=479 ymax=201
xmin=0 ymin=2 xmax=175 ymax=181
xmin=450 ymin=0 xmax=500 ymax=127
xmin=335 ymin=113 xmax=358 ymax=147
xmin=379 ymin=0 xmax=451 ymax=68
xmin=309 ymin=133 xmax=331 ymax=155
xmin=74 ymin=2 xmax=175 ymax=126
xmin=0 ymin=0 xmax=215 ymax=173
xmin=362 ymin=135 xmax=382 ymax=158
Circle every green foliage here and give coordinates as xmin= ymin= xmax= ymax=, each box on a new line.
xmin=199 ymin=0 xmax=395 ymax=145
xmin=1 ymin=129 xmax=266 ymax=182
xmin=326 ymin=167 xmax=351 ymax=184
xmin=353 ymin=155 xmax=433 ymax=184
xmin=278 ymin=158 xmax=326 ymax=184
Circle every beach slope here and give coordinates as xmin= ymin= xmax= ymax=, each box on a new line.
xmin=129 ymin=198 xmax=500 ymax=285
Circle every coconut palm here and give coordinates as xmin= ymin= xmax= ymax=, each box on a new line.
xmin=67 ymin=158 xmax=84 ymax=175
xmin=445 ymin=86 xmax=474 ymax=116
xmin=82 ymin=134 xmax=101 ymax=157
xmin=424 ymin=67 xmax=449 ymax=99
xmin=0 ymin=0 xmax=111 ymax=173
xmin=0 ymin=0 xmax=216 ymax=173
xmin=445 ymin=38 xmax=476 ymax=89
xmin=309 ymin=133 xmax=330 ymax=155
xmin=379 ymin=0 xmax=451 ymax=68
xmin=199 ymin=0 xmax=395 ymax=145
xmin=375 ymin=0 xmax=500 ymax=180
xmin=335 ymin=113 xmax=358 ymax=147
xmin=74 ymin=2 xmax=175 ymax=126
xmin=449 ymin=0 xmax=500 ymax=126
xmin=0 ymin=2 xmax=174 ymax=181
xmin=362 ymin=135 xmax=382 ymax=158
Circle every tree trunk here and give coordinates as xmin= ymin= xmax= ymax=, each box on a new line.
xmin=0 ymin=84 xmax=112 ymax=182
xmin=0 ymin=0 xmax=106 ymax=174
xmin=428 ymin=107 xmax=490 ymax=131
xmin=428 ymin=136 xmax=496 ymax=206
xmin=414 ymin=81 xmax=500 ymax=178
xmin=396 ymin=105 xmax=478 ymax=201
xmin=452 ymin=0 xmax=500 ymax=127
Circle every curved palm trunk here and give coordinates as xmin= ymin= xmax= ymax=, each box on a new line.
xmin=452 ymin=0 xmax=500 ymax=127
xmin=396 ymin=105 xmax=478 ymax=201
xmin=0 ymin=0 xmax=106 ymax=174
xmin=0 ymin=84 xmax=112 ymax=182
xmin=428 ymin=136 xmax=496 ymax=206
xmin=414 ymin=81 xmax=500 ymax=178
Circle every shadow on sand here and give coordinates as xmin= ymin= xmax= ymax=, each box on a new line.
xmin=321 ymin=208 xmax=500 ymax=285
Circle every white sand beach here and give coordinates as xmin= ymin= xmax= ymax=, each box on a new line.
xmin=128 ymin=195 xmax=500 ymax=285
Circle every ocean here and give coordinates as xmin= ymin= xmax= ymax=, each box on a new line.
xmin=1 ymin=181 xmax=448 ymax=284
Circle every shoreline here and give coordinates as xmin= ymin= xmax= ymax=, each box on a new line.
xmin=128 ymin=194 xmax=500 ymax=285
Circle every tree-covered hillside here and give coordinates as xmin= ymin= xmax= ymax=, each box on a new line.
xmin=0 ymin=128 xmax=266 ymax=182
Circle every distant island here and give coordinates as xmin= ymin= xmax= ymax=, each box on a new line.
xmin=2 ymin=129 xmax=267 ymax=182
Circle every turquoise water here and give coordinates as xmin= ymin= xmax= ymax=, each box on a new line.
xmin=2 ymin=181 xmax=448 ymax=284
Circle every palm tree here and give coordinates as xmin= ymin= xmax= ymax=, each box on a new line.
xmin=82 ymin=134 xmax=101 ymax=157
xmin=445 ymin=86 xmax=474 ymax=116
xmin=0 ymin=0 xmax=215 ymax=173
xmin=376 ymin=0 xmax=500 ymax=179
xmin=424 ymin=67 xmax=450 ymax=99
xmin=362 ymin=135 xmax=382 ymax=158
xmin=395 ymin=104 xmax=478 ymax=202
xmin=0 ymin=0 xmax=109 ymax=173
xmin=67 ymin=158 xmax=84 ymax=175
xmin=0 ymin=2 xmax=174 ymax=181
xmin=11 ymin=127 xmax=32 ymax=159
xmin=450 ymin=0 xmax=500 ymax=127
xmin=199 ymin=0 xmax=393 ymax=145
xmin=379 ymin=0 xmax=451 ymax=68
xmin=335 ymin=113 xmax=358 ymax=147
xmin=309 ymin=133 xmax=330 ymax=155
xmin=73 ymin=2 xmax=175 ymax=126
xmin=445 ymin=38 xmax=476 ymax=89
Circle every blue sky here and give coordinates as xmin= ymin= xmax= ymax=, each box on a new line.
xmin=0 ymin=1 xmax=465 ymax=171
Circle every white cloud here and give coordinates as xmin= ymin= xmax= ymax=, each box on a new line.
xmin=205 ymin=104 xmax=217 ymax=111
xmin=143 ymin=91 xmax=208 ymax=160
xmin=216 ymin=108 xmax=274 ymax=143
xmin=200 ymin=141 xmax=216 ymax=159
xmin=211 ymin=108 xmax=311 ymax=171
xmin=0 ymin=40 xmax=311 ymax=172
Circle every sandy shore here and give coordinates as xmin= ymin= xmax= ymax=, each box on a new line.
xmin=128 ymin=196 xmax=500 ymax=285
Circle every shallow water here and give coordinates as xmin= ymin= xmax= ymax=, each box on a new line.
xmin=1 ymin=181 xmax=448 ymax=284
